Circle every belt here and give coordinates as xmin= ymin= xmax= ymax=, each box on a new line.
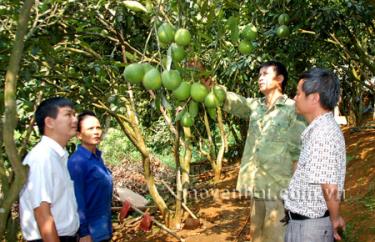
xmin=28 ymin=235 xmax=77 ymax=242
xmin=288 ymin=210 xmax=330 ymax=220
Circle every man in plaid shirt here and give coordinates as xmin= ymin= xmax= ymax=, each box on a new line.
xmin=283 ymin=68 xmax=346 ymax=242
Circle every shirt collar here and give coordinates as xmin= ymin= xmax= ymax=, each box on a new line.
xmin=275 ymin=94 xmax=289 ymax=105
xmin=41 ymin=135 xmax=68 ymax=158
xmin=260 ymin=94 xmax=289 ymax=108
xmin=301 ymin=112 xmax=333 ymax=139
xmin=77 ymin=145 xmax=101 ymax=160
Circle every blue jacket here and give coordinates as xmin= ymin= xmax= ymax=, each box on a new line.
xmin=68 ymin=145 xmax=113 ymax=241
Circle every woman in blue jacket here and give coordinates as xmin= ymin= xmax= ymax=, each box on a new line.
xmin=68 ymin=111 xmax=112 ymax=242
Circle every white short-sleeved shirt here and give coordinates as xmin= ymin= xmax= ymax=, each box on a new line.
xmin=282 ymin=112 xmax=346 ymax=218
xmin=19 ymin=136 xmax=79 ymax=240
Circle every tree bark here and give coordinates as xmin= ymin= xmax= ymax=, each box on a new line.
xmin=201 ymin=107 xmax=227 ymax=183
xmin=181 ymin=127 xmax=192 ymax=204
xmin=124 ymin=96 xmax=169 ymax=218
xmin=1 ymin=0 xmax=34 ymax=238
xmin=214 ymin=108 xmax=227 ymax=182
xmin=174 ymin=122 xmax=182 ymax=228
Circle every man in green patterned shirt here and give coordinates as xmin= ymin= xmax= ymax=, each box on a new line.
xmin=223 ymin=61 xmax=306 ymax=242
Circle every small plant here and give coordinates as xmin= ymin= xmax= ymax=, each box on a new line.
xmin=362 ymin=195 xmax=375 ymax=211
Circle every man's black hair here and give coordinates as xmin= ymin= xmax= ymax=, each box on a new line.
xmin=299 ymin=67 xmax=340 ymax=111
xmin=35 ymin=97 xmax=74 ymax=135
xmin=259 ymin=61 xmax=288 ymax=92
xmin=77 ymin=110 xmax=97 ymax=132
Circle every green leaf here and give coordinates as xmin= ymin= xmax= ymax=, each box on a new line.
xmin=175 ymin=108 xmax=186 ymax=122
xmin=123 ymin=1 xmax=148 ymax=13
xmin=153 ymin=94 xmax=162 ymax=111
xmin=227 ymin=16 xmax=239 ymax=43
xmin=125 ymin=52 xmax=137 ymax=62
xmin=161 ymin=94 xmax=172 ymax=110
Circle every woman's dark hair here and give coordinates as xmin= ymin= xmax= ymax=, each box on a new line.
xmin=35 ymin=97 xmax=74 ymax=135
xmin=299 ymin=67 xmax=340 ymax=111
xmin=259 ymin=61 xmax=288 ymax=92
xmin=77 ymin=110 xmax=97 ymax=132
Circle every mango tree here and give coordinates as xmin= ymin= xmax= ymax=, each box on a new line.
xmin=1 ymin=0 xmax=34 ymax=240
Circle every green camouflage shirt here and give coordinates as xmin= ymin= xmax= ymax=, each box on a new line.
xmin=224 ymin=92 xmax=306 ymax=199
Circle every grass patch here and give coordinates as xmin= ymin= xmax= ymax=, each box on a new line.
xmin=153 ymin=145 xmax=207 ymax=169
xmin=342 ymin=222 xmax=360 ymax=242
xmin=153 ymin=152 xmax=175 ymax=169
xmin=100 ymin=128 xmax=142 ymax=165
xmin=101 ymin=127 xmax=207 ymax=169
xmin=362 ymin=180 xmax=375 ymax=211
xmin=368 ymin=226 xmax=375 ymax=234
xmin=362 ymin=195 xmax=375 ymax=211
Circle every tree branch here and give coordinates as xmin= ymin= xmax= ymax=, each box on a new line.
xmin=1 ymin=0 xmax=34 ymax=237
xmin=19 ymin=90 xmax=43 ymax=157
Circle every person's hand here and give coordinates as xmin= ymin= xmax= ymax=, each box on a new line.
xmin=331 ymin=216 xmax=345 ymax=240
xmin=79 ymin=235 xmax=93 ymax=242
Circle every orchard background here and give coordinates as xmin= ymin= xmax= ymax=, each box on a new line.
xmin=0 ymin=0 xmax=374 ymax=241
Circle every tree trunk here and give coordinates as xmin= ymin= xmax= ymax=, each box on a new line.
xmin=122 ymin=101 xmax=169 ymax=218
xmin=172 ymin=169 xmax=183 ymax=228
xmin=201 ymin=107 xmax=228 ymax=183
xmin=0 ymin=127 xmax=9 ymax=200
xmin=1 ymin=0 xmax=34 ymax=238
xmin=174 ymin=122 xmax=182 ymax=228
xmin=213 ymin=108 xmax=227 ymax=183
xmin=5 ymin=217 xmax=19 ymax=242
xmin=202 ymin=109 xmax=217 ymax=170
xmin=181 ymin=127 xmax=192 ymax=204
xmin=142 ymin=154 xmax=169 ymax=217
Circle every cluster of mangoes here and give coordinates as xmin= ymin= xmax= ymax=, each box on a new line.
xmin=123 ymin=23 xmax=226 ymax=127
xmin=238 ymin=24 xmax=257 ymax=55
xmin=276 ymin=13 xmax=290 ymax=38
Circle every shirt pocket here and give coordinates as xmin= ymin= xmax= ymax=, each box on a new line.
xmin=249 ymin=112 xmax=261 ymax=130
xmin=265 ymin=119 xmax=290 ymax=141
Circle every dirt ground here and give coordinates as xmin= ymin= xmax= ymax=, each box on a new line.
xmin=113 ymin=117 xmax=375 ymax=242
xmin=340 ymin=121 xmax=375 ymax=241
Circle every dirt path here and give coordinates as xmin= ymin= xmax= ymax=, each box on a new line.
xmin=341 ymin=124 xmax=375 ymax=242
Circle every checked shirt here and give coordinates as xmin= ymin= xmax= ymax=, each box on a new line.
xmin=283 ymin=112 xmax=346 ymax=218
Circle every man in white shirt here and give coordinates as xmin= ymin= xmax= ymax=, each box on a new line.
xmin=283 ymin=68 xmax=346 ymax=242
xmin=19 ymin=97 xmax=79 ymax=242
